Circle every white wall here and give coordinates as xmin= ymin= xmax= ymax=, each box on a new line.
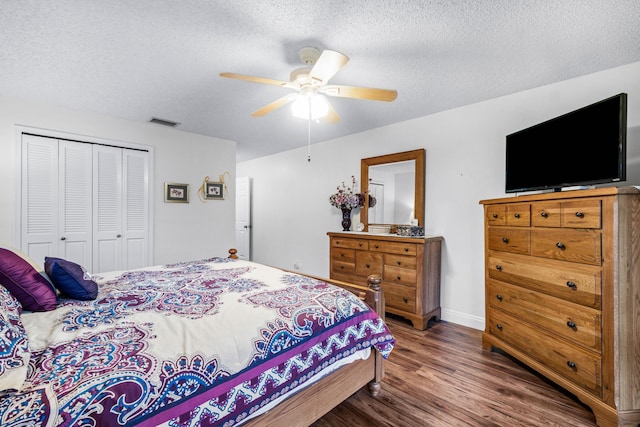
xmin=0 ymin=95 xmax=236 ymax=266
xmin=238 ymin=61 xmax=640 ymax=330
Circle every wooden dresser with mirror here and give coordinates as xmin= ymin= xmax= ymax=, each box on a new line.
xmin=328 ymin=149 xmax=443 ymax=330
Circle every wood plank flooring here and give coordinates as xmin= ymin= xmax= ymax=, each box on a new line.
xmin=312 ymin=316 xmax=598 ymax=427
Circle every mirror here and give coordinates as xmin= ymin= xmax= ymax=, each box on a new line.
xmin=360 ymin=149 xmax=425 ymax=230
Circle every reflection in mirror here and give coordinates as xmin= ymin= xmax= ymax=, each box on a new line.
xmin=361 ymin=149 xmax=425 ymax=231
xmin=368 ymin=160 xmax=416 ymax=224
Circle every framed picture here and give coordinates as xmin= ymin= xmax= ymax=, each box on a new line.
xmin=205 ymin=182 xmax=224 ymax=200
xmin=165 ymin=183 xmax=189 ymax=203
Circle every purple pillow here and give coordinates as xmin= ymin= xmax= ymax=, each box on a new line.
xmin=0 ymin=286 xmax=30 ymax=391
xmin=44 ymin=257 xmax=98 ymax=300
xmin=0 ymin=247 xmax=57 ymax=311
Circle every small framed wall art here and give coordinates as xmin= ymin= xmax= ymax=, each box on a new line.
xmin=164 ymin=183 xmax=190 ymax=203
xmin=204 ymin=181 xmax=224 ymax=200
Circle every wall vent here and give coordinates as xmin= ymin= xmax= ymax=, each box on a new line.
xmin=149 ymin=117 xmax=181 ymax=127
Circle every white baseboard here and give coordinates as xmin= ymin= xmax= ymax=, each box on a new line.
xmin=440 ymin=308 xmax=485 ymax=331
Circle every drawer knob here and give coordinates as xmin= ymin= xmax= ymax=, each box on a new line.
xmin=496 ymin=323 xmax=503 ymax=331
xmin=566 ymin=281 xmax=577 ymax=289
xmin=540 ymin=211 xmax=548 ymax=218
xmin=366 ymin=263 xmax=370 ymax=268
xmin=359 ymin=243 xmax=363 ymax=247
xmin=403 ymin=297 xmax=408 ymax=303
xmin=340 ymin=252 xmax=345 ymax=257
xmin=575 ymin=212 xmax=584 ymax=218
xmin=502 ymin=237 xmax=509 ymax=243
xmin=556 ymin=242 xmax=566 ymax=250
xmin=496 ymin=294 xmax=503 ymax=301
xmin=566 ymin=321 xmax=577 ymax=329
xmin=396 ymin=275 xmax=401 ymax=280
xmin=397 ymin=261 xmax=401 ymax=266
xmin=567 ymin=361 xmax=577 ymax=369
xmin=496 ymin=265 xmax=502 ymax=271
xmin=374 ymin=244 xmax=379 ymax=248
xmin=492 ymin=213 xmax=498 ymax=218
xmin=404 ymin=247 xmax=409 ymax=252
xmin=514 ymin=213 xmax=520 ymax=218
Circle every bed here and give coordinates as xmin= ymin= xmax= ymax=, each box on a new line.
xmin=0 ymin=248 xmax=395 ymax=426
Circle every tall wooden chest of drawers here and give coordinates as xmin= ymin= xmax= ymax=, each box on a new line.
xmin=480 ymin=187 xmax=640 ymax=427
xmin=328 ymin=232 xmax=443 ymax=330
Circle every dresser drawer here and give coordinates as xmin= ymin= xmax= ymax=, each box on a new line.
xmin=370 ymin=240 xmax=417 ymax=256
xmin=331 ymin=260 xmax=355 ymax=276
xmin=331 ymin=238 xmax=369 ymax=250
xmin=488 ymin=254 xmax=601 ymax=308
xmin=355 ymin=252 xmax=382 ymax=277
xmin=561 ymin=200 xmax=601 ymax=229
xmin=384 ymin=253 xmax=417 ymax=270
xmin=488 ymin=228 xmax=530 ymax=255
xmin=384 ymin=265 xmax=417 ymax=286
xmin=505 ymin=203 xmax=531 ymax=227
xmin=383 ymin=282 xmax=416 ymax=312
xmin=331 ymin=247 xmax=355 ymax=263
xmin=531 ymin=229 xmax=601 ymax=265
xmin=532 ymin=201 xmax=561 ymax=227
xmin=488 ymin=309 xmax=602 ymax=396
xmin=488 ymin=280 xmax=601 ymax=351
xmin=486 ymin=205 xmax=506 ymax=226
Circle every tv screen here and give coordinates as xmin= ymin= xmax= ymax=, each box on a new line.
xmin=505 ymin=93 xmax=627 ymax=193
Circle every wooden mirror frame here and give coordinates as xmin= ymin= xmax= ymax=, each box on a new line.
xmin=360 ymin=149 xmax=425 ymax=231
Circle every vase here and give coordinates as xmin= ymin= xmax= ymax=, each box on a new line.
xmin=341 ymin=207 xmax=352 ymax=231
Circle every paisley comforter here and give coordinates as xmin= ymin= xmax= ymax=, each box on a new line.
xmin=1 ymin=257 xmax=395 ymax=426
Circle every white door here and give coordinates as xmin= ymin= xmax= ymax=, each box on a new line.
xmin=58 ymin=140 xmax=93 ymax=269
xmin=235 ymin=176 xmax=251 ymax=260
xmin=21 ymin=134 xmax=59 ymax=265
xmin=122 ymin=149 xmax=149 ymax=269
xmin=93 ymin=145 xmax=123 ymax=273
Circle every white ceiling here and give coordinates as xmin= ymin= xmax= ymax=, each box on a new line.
xmin=2 ymin=1 xmax=639 ymax=162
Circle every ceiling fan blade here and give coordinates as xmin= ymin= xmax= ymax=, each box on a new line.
xmin=309 ymin=50 xmax=349 ymax=84
xmin=251 ymin=93 xmax=298 ymax=117
xmin=323 ymin=101 xmax=340 ymax=123
xmin=322 ymin=84 xmax=398 ymax=102
xmin=219 ymin=72 xmax=289 ymax=87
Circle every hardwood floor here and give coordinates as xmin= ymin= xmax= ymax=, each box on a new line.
xmin=312 ymin=316 xmax=598 ymax=427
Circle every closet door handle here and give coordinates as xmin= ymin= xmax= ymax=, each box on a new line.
xmin=116 ymin=234 xmax=122 ymax=238
xmin=60 ymin=236 xmax=66 ymax=241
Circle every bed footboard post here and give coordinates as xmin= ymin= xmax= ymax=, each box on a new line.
xmin=366 ymin=274 xmax=385 ymax=396
xmin=228 ymin=248 xmax=238 ymax=259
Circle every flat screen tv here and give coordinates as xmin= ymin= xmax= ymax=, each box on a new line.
xmin=505 ymin=93 xmax=627 ymax=193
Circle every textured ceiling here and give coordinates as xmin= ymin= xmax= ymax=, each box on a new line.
xmin=1 ymin=1 xmax=639 ymax=162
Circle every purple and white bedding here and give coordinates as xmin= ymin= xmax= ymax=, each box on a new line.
xmin=0 ymin=257 xmax=395 ymax=426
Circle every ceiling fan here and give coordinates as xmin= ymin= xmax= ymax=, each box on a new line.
xmin=219 ymin=47 xmax=398 ymax=123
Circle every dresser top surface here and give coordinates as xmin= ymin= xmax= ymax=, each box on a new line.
xmin=327 ymin=231 xmax=443 ymax=243
xmin=479 ymin=186 xmax=640 ymax=205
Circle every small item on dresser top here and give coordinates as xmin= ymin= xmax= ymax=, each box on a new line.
xmin=396 ymin=225 xmax=424 ymax=237
xmin=368 ymin=225 xmax=391 ymax=234
xmin=356 ymin=223 xmax=365 ymax=232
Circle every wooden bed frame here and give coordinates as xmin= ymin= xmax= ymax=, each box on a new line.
xmin=227 ymin=249 xmax=387 ymax=426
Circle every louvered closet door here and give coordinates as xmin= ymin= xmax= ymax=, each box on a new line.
xmin=58 ymin=141 xmax=93 ymax=269
xmin=21 ymin=135 xmax=59 ymax=265
xmin=93 ymin=145 xmax=123 ymax=273
xmin=122 ymin=149 xmax=149 ymax=269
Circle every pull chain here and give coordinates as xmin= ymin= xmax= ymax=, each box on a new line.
xmin=307 ymin=96 xmax=312 ymax=162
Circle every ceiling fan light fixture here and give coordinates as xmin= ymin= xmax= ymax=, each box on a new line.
xmin=291 ymin=94 xmax=329 ymax=120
